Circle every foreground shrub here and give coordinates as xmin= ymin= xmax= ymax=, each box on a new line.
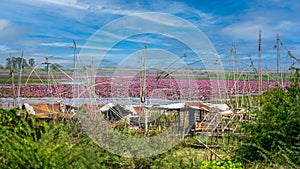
xmin=0 ymin=109 xmax=131 ymax=168
xmin=0 ymin=108 xmax=248 ymax=168
xmin=234 ymin=84 xmax=300 ymax=168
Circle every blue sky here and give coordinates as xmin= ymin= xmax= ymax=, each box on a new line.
xmin=0 ymin=0 xmax=299 ymax=71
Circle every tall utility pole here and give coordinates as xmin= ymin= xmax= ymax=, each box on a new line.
xmin=73 ymin=40 xmax=77 ymax=70
xmin=258 ymin=30 xmax=262 ymax=110
xmin=234 ymin=42 xmax=239 ymax=109
xmin=140 ymin=45 xmax=147 ymax=136
xmin=43 ymin=56 xmax=52 ymax=96
xmin=9 ymin=54 xmax=16 ymax=107
xmin=276 ymin=34 xmax=283 ymax=86
xmin=230 ymin=42 xmax=238 ymax=109
xmin=143 ymin=45 xmax=147 ymax=103
xmin=18 ymin=51 xmax=24 ymax=98
xmin=72 ymin=40 xmax=79 ymax=99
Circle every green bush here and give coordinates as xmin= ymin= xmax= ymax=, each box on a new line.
xmin=234 ymin=84 xmax=300 ymax=168
xmin=0 ymin=108 xmax=245 ymax=168
xmin=0 ymin=108 xmax=131 ymax=168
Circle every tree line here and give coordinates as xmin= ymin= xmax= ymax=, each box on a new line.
xmin=5 ymin=57 xmax=35 ymax=69
xmin=3 ymin=57 xmax=63 ymax=71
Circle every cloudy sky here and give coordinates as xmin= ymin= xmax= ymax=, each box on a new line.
xmin=0 ymin=0 xmax=299 ymax=71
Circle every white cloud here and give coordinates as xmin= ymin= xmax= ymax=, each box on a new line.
xmin=93 ymin=31 xmax=124 ymax=41
xmin=29 ymin=0 xmax=89 ymax=10
xmin=0 ymin=45 xmax=16 ymax=53
xmin=80 ymin=44 xmax=124 ymax=51
xmin=126 ymin=36 xmax=161 ymax=44
xmin=0 ymin=19 xmax=10 ymax=30
xmin=220 ymin=11 xmax=300 ymax=42
xmin=21 ymin=0 xmax=139 ymax=17
xmin=135 ymin=12 xmax=191 ymax=28
xmin=0 ymin=19 xmax=31 ymax=45
xmin=0 ymin=45 xmax=10 ymax=51
xmin=98 ymin=7 xmax=140 ymax=15
xmin=40 ymin=42 xmax=73 ymax=47
xmin=12 ymin=0 xmax=89 ymax=20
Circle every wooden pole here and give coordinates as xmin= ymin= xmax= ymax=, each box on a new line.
xmin=18 ymin=51 xmax=24 ymax=98
xmin=139 ymin=45 xmax=148 ymax=135
xmin=10 ymin=54 xmax=16 ymax=107
xmin=276 ymin=34 xmax=283 ymax=87
xmin=143 ymin=45 xmax=148 ymax=136
xmin=258 ymin=30 xmax=262 ymax=110
xmin=230 ymin=42 xmax=238 ymax=110
xmin=72 ymin=40 xmax=79 ymax=99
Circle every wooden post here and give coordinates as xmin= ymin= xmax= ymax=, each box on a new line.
xmin=9 ymin=55 xmax=16 ymax=107
xmin=18 ymin=51 xmax=24 ymax=99
xmin=258 ymin=30 xmax=262 ymax=110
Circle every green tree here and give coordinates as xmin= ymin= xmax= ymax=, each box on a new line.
xmin=15 ymin=57 xmax=22 ymax=69
xmin=6 ymin=57 xmax=17 ymax=69
xmin=28 ymin=58 xmax=35 ymax=67
xmin=15 ymin=57 xmax=28 ymax=69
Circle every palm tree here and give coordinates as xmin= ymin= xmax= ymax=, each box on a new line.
xmin=28 ymin=58 xmax=35 ymax=67
xmin=6 ymin=57 xmax=11 ymax=69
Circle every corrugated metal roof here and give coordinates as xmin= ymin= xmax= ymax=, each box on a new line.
xmin=206 ymin=103 xmax=229 ymax=111
xmin=220 ymin=110 xmax=234 ymax=115
xmin=99 ymin=103 xmax=115 ymax=112
xmin=159 ymin=102 xmax=185 ymax=109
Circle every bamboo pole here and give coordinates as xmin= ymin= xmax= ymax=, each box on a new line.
xmin=10 ymin=54 xmax=16 ymax=107
xmin=18 ymin=51 xmax=24 ymax=99
xmin=258 ymin=30 xmax=262 ymax=110
xmin=276 ymin=34 xmax=284 ymax=87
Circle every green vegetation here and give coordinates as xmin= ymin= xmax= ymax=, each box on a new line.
xmin=6 ymin=56 xmax=29 ymax=70
xmin=0 ymin=67 xmax=65 ymax=85
xmin=0 ymin=75 xmax=49 ymax=85
xmin=0 ymin=108 xmax=243 ymax=168
xmin=233 ymin=72 xmax=300 ymax=168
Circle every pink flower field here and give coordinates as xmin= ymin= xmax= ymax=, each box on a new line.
xmin=0 ymin=76 xmax=291 ymax=100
